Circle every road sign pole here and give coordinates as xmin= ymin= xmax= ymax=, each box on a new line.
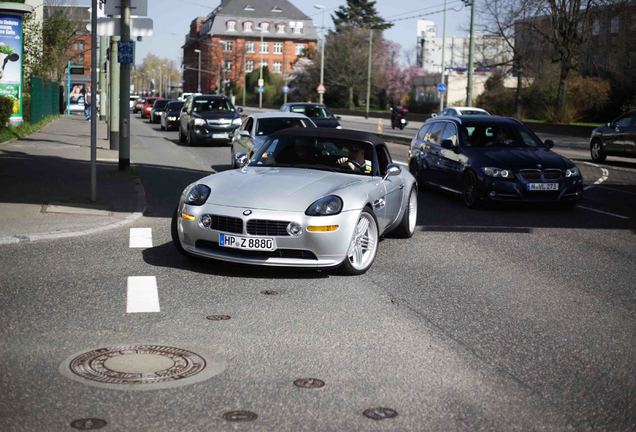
xmin=90 ymin=0 xmax=97 ymax=202
xmin=365 ymin=28 xmax=373 ymax=120
xmin=119 ymin=0 xmax=131 ymax=171
xmin=439 ymin=0 xmax=448 ymax=113
xmin=109 ymin=36 xmax=120 ymax=150
xmin=99 ymin=35 xmax=108 ymax=122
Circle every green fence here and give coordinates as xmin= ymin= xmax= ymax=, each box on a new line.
xmin=30 ymin=77 xmax=61 ymax=124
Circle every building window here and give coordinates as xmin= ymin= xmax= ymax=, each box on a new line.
xmin=227 ymin=20 xmax=236 ymax=31
xmin=273 ymin=42 xmax=283 ymax=54
xmin=259 ymin=22 xmax=269 ymax=32
xmin=244 ymin=5 xmax=254 ymax=11
xmin=224 ymin=61 xmax=232 ymax=71
xmin=245 ymin=60 xmax=254 ymax=72
xmin=223 ymin=40 xmax=233 ymax=52
xmin=290 ymin=21 xmax=304 ymax=34
xmin=260 ymin=61 xmax=268 ymax=69
xmin=610 ymin=16 xmax=619 ymax=34
xmin=243 ymin=21 xmax=253 ymax=32
xmin=592 ymin=19 xmax=600 ymax=35
xmin=273 ymin=61 xmax=282 ymax=73
xmin=272 ymin=6 xmax=282 ymax=13
xmin=246 ymin=41 xmax=255 ymax=53
xmin=260 ymin=42 xmax=269 ymax=53
xmin=295 ymin=43 xmax=305 ymax=56
xmin=276 ymin=23 xmax=285 ymax=33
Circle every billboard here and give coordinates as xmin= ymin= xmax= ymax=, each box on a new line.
xmin=0 ymin=13 xmax=23 ymax=122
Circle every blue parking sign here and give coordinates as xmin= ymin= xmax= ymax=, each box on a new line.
xmin=257 ymin=86 xmax=264 ymax=93
xmin=118 ymin=40 xmax=135 ymax=65
xmin=437 ymin=83 xmax=447 ymax=93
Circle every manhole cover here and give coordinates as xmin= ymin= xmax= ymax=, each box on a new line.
xmin=61 ymin=344 xmax=226 ymax=390
xmin=260 ymin=290 xmax=279 ymax=295
xmin=206 ymin=315 xmax=231 ymax=321
xmin=293 ymin=378 xmax=325 ymax=388
xmin=70 ymin=418 xmax=107 ymax=430
xmin=222 ymin=410 xmax=258 ymax=422
xmin=363 ymin=407 xmax=398 ymax=420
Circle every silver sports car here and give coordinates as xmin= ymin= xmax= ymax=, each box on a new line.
xmin=172 ymin=129 xmax=418 ymax=275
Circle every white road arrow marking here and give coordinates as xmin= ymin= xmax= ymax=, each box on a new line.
xmin=127 ymin=276 xmax=160 ymax=313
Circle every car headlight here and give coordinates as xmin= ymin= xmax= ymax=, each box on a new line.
xmin=482 ymin=167 xmax=514 ymax=179
xmin=565 ymin=167 xmax=579 ymax=178
xmin=194 ymin=118 xmax=207 ymax=126
xmin=185 ymin=184 xmax=211 ymax=206
xmin=168 ymin=116 xmax=177 ymax=121
xmin=232 ymin=117 xmax=242 ymax=126
xmin=305 ymin=195 xmax=343 ymax=216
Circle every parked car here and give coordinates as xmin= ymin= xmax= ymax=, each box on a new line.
xmin=133 ymin=97 xmax=145 ymax=113
xmin=141 ymin=97 xmax=158 ymax=119
xmin=178 ymin=94 xmax=242 ymax=146
xmin=435 ymin=106 xmax=491 ymax=117
xmin=129 ymin=95 xmax=140 ymax=110
xmin=589 ymin=110 xmax=636 ymax=162
xmin=160 ymin=101 xmax=184 ymax=131
xmin=231 ymin=112 xmax=317 ymax=168
xmin=171 ymin=128 xmax=418 ymax=275
xmin=408 ymin=116 xmax=583 ymax=208
xmin=150 ymin=99 xmax=170 ymax=124
xmin=280 ymin=102 xmax=342 ymax=128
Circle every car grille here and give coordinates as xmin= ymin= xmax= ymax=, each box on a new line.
xmin=246 ymin=219 xmax=291 ymax=236
xmin=208 ymin=214 xmax=243 ymax=234
xmin=195 ymin=240 xmax=318 ymax=260
xmin=518 ymin=169 xmax=562 ymax=181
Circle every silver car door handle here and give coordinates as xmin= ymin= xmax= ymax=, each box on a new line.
xmin=373 ymin=198 xmax=385 ymax=210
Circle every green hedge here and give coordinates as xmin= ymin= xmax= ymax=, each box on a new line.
xmin=0 ymin=96 xmax=13 ymax=129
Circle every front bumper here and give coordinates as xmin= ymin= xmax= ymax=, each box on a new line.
xmin=480 ymin=175 xmax=584 ymax=202
xmin=193 ymin=124 xmax=239 ymax=142
xmin=176 ymin=203 xmax=359 ymax=267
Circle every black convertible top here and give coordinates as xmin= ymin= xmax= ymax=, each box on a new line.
xmin=272 ymin=127 xmax=386 ymax=146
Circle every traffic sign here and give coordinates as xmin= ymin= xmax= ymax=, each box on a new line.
xmin=257 ymin=86 xmax=264 ymax=94
xmin=282 ymin=85 xmax=289 ymax=94
xmin=317 ymin=83 xmax=325 ymax=94
xmin=96 ymin=17 xmax=154 ymax=37
xmin=118 ymin=40 xmax=134 ymax=65
xmin=437 ymin=83 xmax=447 ymax=93
xmin=105 ymin=0 xmax=148 ymax=17
xmin=257 ymin=78 xmax=264 ymax=87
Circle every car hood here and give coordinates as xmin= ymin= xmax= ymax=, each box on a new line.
xmin=194 ymin=111 xmax=239 ymax=120
xmin=312 ymin=118 xmax=340 ymax=128
xmin=201 ymin=167 xmax=365 ymax=211
xmin=465 ymin=147 xmax=571 ymax=170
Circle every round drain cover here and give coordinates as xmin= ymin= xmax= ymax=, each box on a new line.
xmin=70 ymin=418 xmax=107 ymax=430
xmin=61 ymin=344 xmax=226 ymax=391
xmin=222 ymin=410 xmax=258 ymax=422
xmin=293 ymin=378 xmax=325 ymax=388
xmin=363 ymin=407 xmax=398 ymax=420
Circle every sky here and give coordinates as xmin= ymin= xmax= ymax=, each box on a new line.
xmin=77 ymin=0 xmax=472 ymax=66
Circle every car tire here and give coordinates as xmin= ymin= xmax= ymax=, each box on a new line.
xmin=462 ymin=170 xmax=482 ymax=209
xmin=171 ymin=207 xmax=189 ymax=257
xmin=590 ymin=139 xmax=606 ymax=162
xmin=339 ymin=208 xmax=379 ymax=276
xmin=390 ymin=186 xmax=418 ymax=238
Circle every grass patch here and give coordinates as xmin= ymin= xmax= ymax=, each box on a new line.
xmin=522 ymin=118 xmax=602 ymax=127
xmin=0 ymin=115 xmax=59 ymax=143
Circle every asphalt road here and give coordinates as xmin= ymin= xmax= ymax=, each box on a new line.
xmin=1 ymin=115 xmax=634 ymax=431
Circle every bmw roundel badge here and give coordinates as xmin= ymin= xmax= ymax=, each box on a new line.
xmin=243 ymin=209 xmax=252 ymax=216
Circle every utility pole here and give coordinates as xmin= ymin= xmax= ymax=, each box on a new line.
xmin=194 ymin=49 xmax=201 ymax=92
xmin=466 ymin=0 xmax=476 ymax=106
xmin=90 ymin=0 xmax=97 ymax=202
xmin=314 ymin=4 xmax=325 ymax=105
xmin=365 ymin=28 xmax=373 ymax=119
xmin=99 ymin=35 xmax=108 ymax=122
xmin=109 ymin=36 xmax=120 ymax=150
xmin=439 ymin=0 xmax=448 ymax=113
xmin=259 ymin=26 xmax=264 ymax=109
xmin=119 ymin=0 xmax=131 ymax=171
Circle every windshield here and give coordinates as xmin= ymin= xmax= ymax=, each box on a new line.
xmin=166 ymin=101 xmax=184 ymax=111
xmin=256 ymin=118 xmax=315 ymax=136
xmin=250 ymin=135 xmax=376 ymax=176
xmin=153 ymin=100 xmax=169 ymax=109
xmin=192 ymin=98 xmax=234 ymax=113
xmin=460 ymin=122 xmax=544 ymax=148
xmin=460 ymin=109 xmax=488 ymax=116
xmin=290 ymin=105 xmax=333 ymax=119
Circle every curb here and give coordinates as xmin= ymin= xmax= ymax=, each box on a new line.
xmin=0 ymin=178 xmax=147 ymax=246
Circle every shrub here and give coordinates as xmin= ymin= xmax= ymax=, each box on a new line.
xmin=0 ymin=96 xmax=13 ymax=129
xmin=22 ymin=92 xmax=30 ymax=122
xmin=566 ymin=76 xmax=610 ymax=122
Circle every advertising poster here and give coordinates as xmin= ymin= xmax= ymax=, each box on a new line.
xmin=0 ymin=13 xmax=23 ymax=121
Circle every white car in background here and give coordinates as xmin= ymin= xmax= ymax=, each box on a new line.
xmin=129 ymin=95 xmax=139 ymax=110
xmin=435 ymin=106 xmax=491 ymax=117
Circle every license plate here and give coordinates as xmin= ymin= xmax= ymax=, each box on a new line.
xmin=212 ymin=132 xmax=228 ymax=139
xmin=219 ymin=233 xmax=276 ymax=251
xmin=527 ymin=183 xmax=559 ymax=191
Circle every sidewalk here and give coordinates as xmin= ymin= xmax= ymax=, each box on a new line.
xmin=0 ymin=114 xmax=145 ymax=245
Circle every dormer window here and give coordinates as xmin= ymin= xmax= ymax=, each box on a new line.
xmin=243 ymin=21 xmax=253 ymax=32
xmin=226 ymin=20 xmax=236 ymax=31
xmin=244 ymin=5 xmax=254 ymax=11
xmin=276 ymin=23 xmax=285 ymax=34
xmin=272 ymin=6 xmax=282 ymax=13
xmin=259 ymin=22 xmax=270 ymax=32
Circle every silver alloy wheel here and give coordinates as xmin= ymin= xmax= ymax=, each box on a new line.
xmin=591 ymin=141 xmax=601 ymax=159
xmin=346 ymin=212 xmax=378 ymax=271
xmin=408 ymin=189 xmax=417 ymax=234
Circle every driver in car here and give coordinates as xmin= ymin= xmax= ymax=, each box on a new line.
xmin=337 ymin=143 xmax=372 ymax=174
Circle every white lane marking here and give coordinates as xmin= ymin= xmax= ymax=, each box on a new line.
xmin=578 ymin=206 xmax=630 ymax=220
xmin=582 ymin=162 xmax=609 ymax=191
xmin=129 ymin=227 xmax=153 ymax=248
xmin=127 ymin=276 xmax=160 ymax=313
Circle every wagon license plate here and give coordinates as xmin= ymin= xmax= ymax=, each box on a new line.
xmin=527 ymin=183 xmax=559 ymax=191
xmin=212 ymin=132 xmax=228 ymax=139
xmin=219 ymin=233 xmax=276 ymax=251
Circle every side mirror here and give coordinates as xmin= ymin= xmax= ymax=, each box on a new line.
xmin=237 ymin=107 xmax=243 ymax=113
xmin=441 ymin=139 xmax=454 ymax=150
xmin=239 ymin=130 xmax=250 ymax=137
xmin=544 ymin=139 xmax=554 ymax=149
xmin=430 ymin=113 xmax=437 ymax=118
xmin=383 ymin=163 xmax=401 ymax=181
xmin=336 ymin=115 xmax=342 ymax=121
xmin=235 ymin=152 xmax=249 ymax=167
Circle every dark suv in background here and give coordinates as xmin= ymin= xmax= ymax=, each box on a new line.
xmin=589 ymin=110 xmax=636 ymax=162
xmin=179 ymin=95 xmax=242 ymax=146
xmin=280 ymin=102 xmax=341 ymax=128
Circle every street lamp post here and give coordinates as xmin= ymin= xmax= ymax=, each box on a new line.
xmin=439 ymin=0 xmax=448 ymax=113
xmin=314 ymin=4 xmax=325 ymax=105
xmin=259 ymin=24 xmax=264 ymax=109
xmin=194 ymin=48 xmax=201 ymax=93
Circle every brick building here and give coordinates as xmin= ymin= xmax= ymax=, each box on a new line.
xmin=43 ymin=5 xmax=92 ymax=81
xmin=182 ymin=0 xmax=317 ymax=93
